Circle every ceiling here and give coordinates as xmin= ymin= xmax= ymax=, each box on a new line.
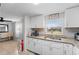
xmin=0 ymin=3 xmax=79 ymax=16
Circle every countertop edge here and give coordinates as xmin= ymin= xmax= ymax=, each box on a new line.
xmin=26 ymin=36 xmax=75 ymax=46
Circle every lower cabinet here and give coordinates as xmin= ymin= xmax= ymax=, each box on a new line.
xmin=50 ymin=42 xmax=64 ymax=55
xmin=28 ymin=38 xmax=43 ymax=54
xmin=73 ymin=46 xmax=79 ymax=55
xmin=42 ymin=40 xmax=51 ymax=55
xmin=27 ymin=37 xmax=76 ymax=55
xmin=25 ymin=37 xmax=29 ymax=49
xmin=42 ymin=41 xmax=64 ymax=55
xmin=28 ymin=38 xmax=35 ymax=52
xmin=33 ymin=39 xmax=42 ymax=54
xmin=63 ymin=44 xmax=73 ymax=55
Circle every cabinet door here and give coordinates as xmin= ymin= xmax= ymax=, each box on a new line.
xmin=32 ymin=39 xmax=39 ymax=53
xmin=65 ymin=7 xmax=79 ymax=27
xmin=28 ymin=38 xmax=35 ymax=51
xmin=42 ymin=46 xmax=51 ymax=55
xmin=30 ymin=17 xmax=36 ymax=28
xmin=25 ymin=37 xmax=29 ymax=49
xmin=50 ymin=42 xmax=64 ymax=55
xmin=35 ymin=39 xmax=43 ymax=54
xmin=42 ymin=41 xmax=64 ymax=55
xmin=42 ymin=40 xmax=51 ymax=55
xmin=30 ymin=15 xmax=45 ymax=28
xmin=73 ymin=46 xmax=79 ymax=55
xmin=36 ymin=15 xmax=44 ymax=28
xmin=63 ymin=44 xmax=73 ymax=55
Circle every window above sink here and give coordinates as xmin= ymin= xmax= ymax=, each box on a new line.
xmin=45 ymin=13 xmax=64 ymax=35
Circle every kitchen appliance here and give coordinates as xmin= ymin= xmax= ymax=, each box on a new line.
xmin=74 ymin=33 xmax=79 ymax=40
xmin=31 ymin=30 xmax=39 ymax=36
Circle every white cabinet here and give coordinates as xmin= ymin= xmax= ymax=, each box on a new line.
xmin=63 ymin=44 xmax=73 ymax=55
xmin=42 ymin=40 xmax=64 ymax=55
xmin=30 ymin=15 xmax=45 ymax=28
xmin=34 ymin=39 xmax=43 ymax=54
xmin=30 ymin=17 xmax=37 ymax=28
xmin=28 ymin=38 xmax=35 ymax=52
xmin=25 ymin=37 xmax=29 ymax=49
xmin=65 ymin=7 xmax=79 ymax=27
xmin=49 ymin=42 xmax=64 ymax=55
xmin=31 ymin=39 xmax=38 ymax=53
xmin=42 ymin=40 xmax=51 ymax=55
xmin=28 ymin=38 xmax=43 ymax=54
xmin=27 ymin=37 xmax=75 ymax=55
xmin=73 ymin=46 xmax=79 ymax=55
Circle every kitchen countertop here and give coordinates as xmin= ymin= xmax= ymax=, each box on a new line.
xmin=27 ymin=36 xmax=79 ymax=48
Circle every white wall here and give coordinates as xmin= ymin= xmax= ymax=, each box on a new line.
xmin=63 ymin=28 xmax=79 ymax=38
xmin=23 ymin=16 xmax=31 ymax=49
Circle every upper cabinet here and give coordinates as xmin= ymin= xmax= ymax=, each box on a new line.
xmin=65 ymin=6 xmax=79 ymax=27
xmin=30 ymin=15 xmax=45 ymax=28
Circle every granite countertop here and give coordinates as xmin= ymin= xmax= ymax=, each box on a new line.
xmin=27 ymin=36 xmax=79 ymax=48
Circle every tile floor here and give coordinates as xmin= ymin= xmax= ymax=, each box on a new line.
xmin=0 ymin=40 xmax=35 ymax=55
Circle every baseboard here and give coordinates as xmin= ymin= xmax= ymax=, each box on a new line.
xmin=27 ymin=49 xmax=40 ymax=55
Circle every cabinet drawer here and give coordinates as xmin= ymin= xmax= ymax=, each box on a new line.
xmin=64 ymin=44 xmax=73 ymax=49
xmin=51 ymin=42 xmax=63 ymax=48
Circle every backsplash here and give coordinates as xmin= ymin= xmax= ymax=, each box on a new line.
xmin=63 ymin=28 xmax=79 ymax=38
xmin=47 ymin=27 xmax=63 ymax=35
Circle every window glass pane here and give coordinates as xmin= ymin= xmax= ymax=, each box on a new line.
xmin=46 ymin=13 xmax=64 ymax=28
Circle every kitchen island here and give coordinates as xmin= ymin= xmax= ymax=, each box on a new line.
xmin=26 ymin=36 xmax=79 ymax=55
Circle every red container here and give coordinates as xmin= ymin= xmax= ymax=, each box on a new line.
xmin=21 ymin=40 xmax=24 ymax=52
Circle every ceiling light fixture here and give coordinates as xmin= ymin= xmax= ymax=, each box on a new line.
xmin=33 ymin=3 xmax=40 ymax=5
